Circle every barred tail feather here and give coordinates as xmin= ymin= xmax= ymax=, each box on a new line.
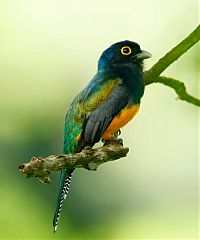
xmin=53 ymin=169 xmax=74 ymax=233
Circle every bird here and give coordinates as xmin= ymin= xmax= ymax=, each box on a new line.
xmin=53 ymin=40 xmax=151 ymax=232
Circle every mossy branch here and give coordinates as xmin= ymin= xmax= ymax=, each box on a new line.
xmin=19 ymin=25 xmax=199 ymax=182
xmin=155 ymin=76 xmax=200 ymax=106
xmin=144 ymin=24 xmax=200 ymax=106
xmin=145 ymin=24 xmax=200 ymax=84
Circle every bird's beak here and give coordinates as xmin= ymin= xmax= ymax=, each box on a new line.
xmin=136 ymin=50 xmax=152 ymax=60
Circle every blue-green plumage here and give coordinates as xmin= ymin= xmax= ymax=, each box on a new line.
xmin=53 ymin=40 xmax=151 ymax=232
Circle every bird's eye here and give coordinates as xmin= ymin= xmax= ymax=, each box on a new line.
xmin=121 ymin=46 xmax=132 ymax=56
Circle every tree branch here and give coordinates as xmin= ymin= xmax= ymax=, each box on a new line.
xmin=144 ymin=25 xmax=200 ymax=106
xmin=155 ymin=76 xmax=200 ymax=106
xmin=19 ymin=140 xmax=129 ymax=183
xmin=144 ymin=25 xmax=200 ymax=85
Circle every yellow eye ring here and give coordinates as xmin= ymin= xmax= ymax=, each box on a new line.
xmin=121 ymin=46 xmax=132 ymax=55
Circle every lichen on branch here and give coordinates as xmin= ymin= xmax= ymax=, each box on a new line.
xmin=19 ymin=139 xmax=129 ymax=183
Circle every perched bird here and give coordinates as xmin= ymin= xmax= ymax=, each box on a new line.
xmin=53 ymin=40 xmax=151 ymax=232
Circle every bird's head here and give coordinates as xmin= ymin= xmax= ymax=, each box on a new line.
xmin=98 ymin=40 xmax=151 ymax=70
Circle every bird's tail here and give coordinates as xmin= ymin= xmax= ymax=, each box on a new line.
xmin=53 ymin=168 xmax=74 ymax=233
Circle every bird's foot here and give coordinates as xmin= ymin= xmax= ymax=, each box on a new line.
xmin=102 ymin=137 xmax=123 ymax=146
xmin=113 ymin=129 xmax=121 ymax=137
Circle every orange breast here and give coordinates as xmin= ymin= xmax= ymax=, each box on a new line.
xmin=102 ymin=104 xmax=140 ymax=139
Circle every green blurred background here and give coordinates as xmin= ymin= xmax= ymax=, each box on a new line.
xmin=0 ymin=0 xmax=199 ymax=239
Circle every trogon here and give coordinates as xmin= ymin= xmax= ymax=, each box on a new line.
xmin=53 ymin=40 xmax=151 ymax=232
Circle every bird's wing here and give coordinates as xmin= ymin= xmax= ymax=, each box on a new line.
xmin=64 ymin=77 xmax=122 ymax=153
xmin=78 ymin=83 xmax=129 ymax=149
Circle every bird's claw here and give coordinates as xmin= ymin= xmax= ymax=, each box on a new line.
xmin=113 ymin=129 xmax=121 ymax=137
xmin=102 ymin=137 xmax=123 ymax=146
